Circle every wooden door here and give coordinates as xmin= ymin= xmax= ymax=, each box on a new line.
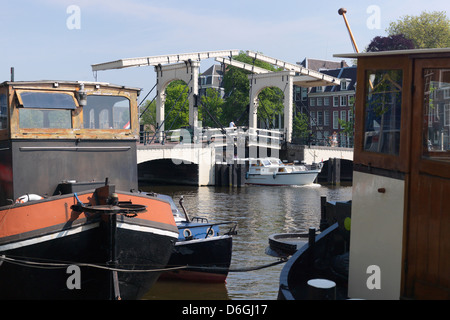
xmin=404 ymin=57 xmax=450 ymax=299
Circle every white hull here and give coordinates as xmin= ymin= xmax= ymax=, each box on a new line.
xmin=245 ymin=170 xmax=320 ymax=186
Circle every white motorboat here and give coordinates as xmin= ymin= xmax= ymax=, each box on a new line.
xmin=245 ymin=158 xmax=322 ymax=186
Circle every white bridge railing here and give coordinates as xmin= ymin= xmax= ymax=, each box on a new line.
xmin=140 ymin=126 xmax=284 ymax=150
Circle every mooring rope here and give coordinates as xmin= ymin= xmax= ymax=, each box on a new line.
xmin=0 ymin=255 xmax=187 ymax=273
xmin=0 ymin=255 xmax=288 ymax=273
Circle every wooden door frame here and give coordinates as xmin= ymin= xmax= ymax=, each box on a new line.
xmin=353 ymin=56 xmax=413 ymax=173
xmin=403 ymin=56 xmax=450 ymax=299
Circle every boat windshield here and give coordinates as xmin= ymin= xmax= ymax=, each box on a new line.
xmin=17 ymin=91 xmax=76 ymax=129
xmin=83 ymin=95 xmax=130 ymax=129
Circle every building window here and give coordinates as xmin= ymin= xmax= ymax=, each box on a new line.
xmin=340 ymin=95 xmax=347 ymax=106
xmin=317 ymin=111 xmax=323 ymax=125
xmin=333 ymin=111 xmax=339 ymax=129
xmin=324 ymin=110 xmax=330 ymax=126
xmin=294 ymin=86 xmax=301 ymax=101
xmin=316 ymin=86 xmax=323 ymax=93
xmin=317 ymin=97 xmax=323 ymax=106
xmin=310 ymin=98 xmax=316 ymax=107
xmin=340 ymin=110 xmax=347 ymax=122
xmin=341 ymin=80 xmax=348 ymax=90
xmin=324 ymin=97 xmax=330 ymax=106
xmin=301 ymin=88 xmax=308 ymax=101
xmin=309 ymin=111 xmax=316 ymax=127
xmin=333 ymin=96 xmax=339 ymax=107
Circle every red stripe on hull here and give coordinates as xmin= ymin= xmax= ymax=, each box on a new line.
xmin=160 ymin=269 xmax=227 ymax=283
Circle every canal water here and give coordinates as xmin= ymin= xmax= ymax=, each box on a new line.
xmin=142 ymin=183 xmax=353 ymax=300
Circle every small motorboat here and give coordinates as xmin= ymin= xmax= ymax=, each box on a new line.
xmin=153 ymin=194 xmax=237 ymax=283
xmin=245 ymin=158 xmax=322 ymax=186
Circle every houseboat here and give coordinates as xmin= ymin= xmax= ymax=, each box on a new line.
xmin=279 ymin=48 xmax=450 ymax=300
xmin=0 ymin=80 xmax=179 ymax=299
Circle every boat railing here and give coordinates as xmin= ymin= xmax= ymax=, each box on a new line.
xmin=177 ymin=220 xmax=238 ymax=239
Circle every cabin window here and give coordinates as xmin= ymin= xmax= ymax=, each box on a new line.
xmin=18 ymin=91 xmax=77 ymax=109
xmin=363 ymin=69 xmax=403 ymax=155
xmin=422 ymin=68 xmax=450 ymax=161
xmin=0 ymin=94 xmax=7 ymax=129
xmin=19 ymin=109 xmax=72 ymax=129
xmin=17 ymin=91 xmax=76 ymax=129
xmin=83 ymin=95 xmax=130 ymax=130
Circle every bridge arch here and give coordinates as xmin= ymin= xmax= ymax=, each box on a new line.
xmin=136 ymin=144 xmax=215 ymax=186
xmin=155 ymin=60 xmax=200 ymax=141
xmin=248 ymin=70 xmax=294 ymax=142
xmin=252 ymin=86 xmax=285 ymax=130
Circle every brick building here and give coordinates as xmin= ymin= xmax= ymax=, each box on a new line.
xmin=298 ymin=61 xmax=357 ymax=147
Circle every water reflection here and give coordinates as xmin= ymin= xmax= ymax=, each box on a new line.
xmin=142 ymin=184 xmax=352 ymax=300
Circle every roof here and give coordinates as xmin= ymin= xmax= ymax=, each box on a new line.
xmin=334 ymin=48 xmax=450 ymax=59
xmin=299 ymin=58 xmax=348 ymax=71
xmin=200 ymin=64 xmax=223 ymax=77
xmin=308 ymin=66 xmax=357 ymax=93
xmin=0 ymin=80 xmax=141 ymax=92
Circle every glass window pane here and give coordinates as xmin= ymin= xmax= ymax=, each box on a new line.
xmin=423 ymin=68 xmax=450 ymax=161
xmin=363 ymin=69 xmax=403 ymax=155
xmin=83 ymin=95 xmax=130 ymax=129
xmin=0 ymin=94 xmax=7 ymax=129
xmin=19 ymin=109 xmax=72 ymax=128
xmin=19 ymin=91 xmax=77 ymax=109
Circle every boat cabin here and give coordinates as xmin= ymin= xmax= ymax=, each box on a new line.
xmin=0 ymin=81 xmax=141 ymax=206
xmin=248 ymin=158 xmax=307 ymax=174
xmin=334 ymin=48 xmax=450 ymax=299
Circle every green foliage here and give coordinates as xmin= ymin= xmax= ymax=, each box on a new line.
xmin=257 ymin=87 xmax=284 ymax=129
xmin=338 ymin=105 xmax=354 ymax=135
xmin=139 ymin=51 xmax=287 ymax=131
xmin=139 ymin=99 xmax=156 ymax=129
xmin=292 ymin=111 xmax=310 ymax=139
xmin=387 ymin=11 xmax=450 ymax=48
xmin=164 ymin=80 xmax=190 ymax=129
xmin=221 ymin=51 xmax=283 ymax=126
xmin=200 ymin=88 xmax=224 ymax=127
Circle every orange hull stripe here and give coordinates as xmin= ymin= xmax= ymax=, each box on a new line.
xmin=0 ymin=192 xmax=176 ymax=239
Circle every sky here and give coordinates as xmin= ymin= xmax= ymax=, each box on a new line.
xmin=1 ymin=0 xmax=448 ymax=102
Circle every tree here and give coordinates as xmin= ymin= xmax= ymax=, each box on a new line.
xmin=139 ymin=80 xmax=190 ymax=133
xmin=366 ymin=34 xmax=415 ymax=52
xmin=257 ymin=87 xmax=284 ymax=129
xmin=221 ymin=51 xmax=282 ymax=126
xmin=139 ymin=99 xmax=156 ymax=131
xmin=199 ymin=88 xmax=224 ymax=128
xmin=292 ymin=111 xmax=310 ymax=141
xmin=387 ymin=11 xmax=450 ymax=48
xmin=163 ymin=80 xmax=190 ymax=130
